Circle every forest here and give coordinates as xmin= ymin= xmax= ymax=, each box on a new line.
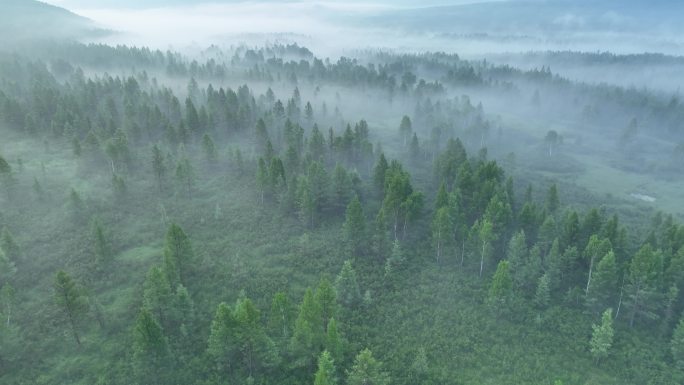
xmin=2 ymin=1 xmax=684 ymax=385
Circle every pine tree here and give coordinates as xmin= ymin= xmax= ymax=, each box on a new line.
xmin=0 ymin=155 xmax=13 ymax=199
xmin=314 ymin=350 xmax=337 ymax=385
xmin=233 ymin=297 xmax=277 ymax=379
xmin=586 ymin=251 xmax=618 ymax=315
xmin=546 ymin=183 xmax=560 ymax=213
xmin=432 ymin=206 xmax=454 ymax=265
xmin=589 ymin=308 xmax=614 ymax=364
xmin=584 ymin=235 xmax=612 ymax=295
xmin=151 ymin=145 xmax=167 ymax=193
xmin=488 ymin=260 xmax=512 ymax=304
xmin=175 ymin=157 xmax=195 ymax=199
xmin=535 ymin=273 xmax=551 ymax=309
xmin=202 ymin=133 xmax=218 ymax=163
xmin=268 ymin=291 xmax=294 ymax=345
xmin=346 ymin=348 xmax=390 ymax=385
xmin=672 ymin=316 xmax=684 ymax=370
xmin=291 ymin=288 xmax=323 ymax=371
xmin=0 ymin=283 xmax=15 ymax=327
xmin=409 ymin=133 xmax=420 ymax=163
xmin=91 ymin=220 xmax=112 ymax=269
xmin=325 ymin=318 xmax=343 ymax=365
xmin=163 ymin=223 xmax=194 ymax=286
xmin=435 ymin=181 xmax=449 ymax=211
xmin=257 ymin=157 xmax=269 ymax=204
xmin=133 ymin=307 xmax=171 ymax=385
xmin=315 ymin=277 xmax=338 ymax=332
xmin=373 ymin=153 xmax=389 ymax=196
xmin=0 ymin=228 xmax=21 ymax=263
xmin=627 ymin=244 xmax=661 ymax=327
xmin=171 ymin=284 xmax=195 ymax=340
xmin=53 ymin=270 xmax=88 ymax=345
xmin=371 ymin=209 xmax=391 ymax=262
xmin=399 ymin=115 xmax=412 ymax=147
xmin=343 ymin=195 xmax=366 ymax=257
xmin=207 ymin=302 xmax=239 ymax=374
xmin=0 ymin=248 xmax=16 ymax=284
xmin=336 ymin=260 xmax=361 ymax=309
xmin=143 ymin=266 xmax=173 ymax=327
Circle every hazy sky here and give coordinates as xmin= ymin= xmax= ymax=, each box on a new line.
xmin=38 ymin=0 xmax=684 ymax=58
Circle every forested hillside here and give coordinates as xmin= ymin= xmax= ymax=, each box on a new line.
xmin=2 ymin=1 xmax=684 ymax=384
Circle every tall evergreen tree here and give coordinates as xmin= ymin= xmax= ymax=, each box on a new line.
xmin=343 ymin=195 xmax=366 ymax=257
xmin=163 ymin=223 xmax=194 ymax=286
xmin=488 ymin=260 xmax=512 ymax=304
xmin=586 ymin=251 xmax=618 ymax=315
xmin=207 ymin=302 xmax=239 ymax=375
xmin=432 ymin=207 xmax=454 ymax=265
xmin=627 ymin=244 xmax=662 ymax=327
xmin=151 ymin=144 xmax=166 ymax=192
xmin=315 ymin=277 xmax=338 ymax=332
xmin=53 ymin=270 xmax=88 ymax=345
xmin=143 ymin=266 xmax=173 ymax=327
xmin=672 ymin=316 xmax=684 ymax=370
xmin=314 ymin=350 xmax=337 ymax=385
xmin=336 ymin=261 xmax=361 ymax=310
xmin=346 ymin=348 xmax=390 ymax=385
xmin=325 ymin=318 xmax=343 ymax=365
xmin=291 ymin=288 xmax=323 ymax=371
xmin=132 ymin=307 xmax=171 ymax=385
xmin=589 ymin=308 xmax=614 ymax=364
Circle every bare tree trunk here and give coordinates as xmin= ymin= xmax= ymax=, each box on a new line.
xmin=480 ymin=242 xmax=485 ymax=278
xmin=585 ymin=254 xmax=595 ymax=295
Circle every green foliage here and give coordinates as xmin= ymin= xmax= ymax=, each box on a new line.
xmin=590 ymin=309 xmax=614 ymax=364
xmin=535 ymin=273 xmax=551 ymax=309
xmin=325 ymin=318 xmax=343 ymax=365
xmin=432 ymin=206 xmax=454 ymax=265
xmin=347 ymin=348 xmax=390 ymax=385
xmin=163 ymin=223 xmax=194 ymax=286
xmin=343 ymin=195 xmax=366 ymax=257
xmin=143 ymin=266 xmax=173 ymax=327
xmin=53 ymin=270 xmax=88 ymax=345
xmin=336 ymin=260 xmax=361 ymax=309
xmin=291 ymin=288 xmax=323 ymax=370
xmin=488 ymin=260 xmax=512 ymax=304
xmin=672 ymin=316 xmax=684 ymax=370
xmin=314 ymin=350 xmax=337 ymax=385
xmin=132 ymin=307 xmax=171 ymax=385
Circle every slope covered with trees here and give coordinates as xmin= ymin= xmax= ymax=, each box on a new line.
xmin=0 ymin=21 xmax=683 ymax=385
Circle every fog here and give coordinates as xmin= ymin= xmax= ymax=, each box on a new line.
xmin=3 ymin=1 xmax=684 ymax=384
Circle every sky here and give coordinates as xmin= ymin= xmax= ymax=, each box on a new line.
xmin=37 ymin=0 xmax=684 ymax=58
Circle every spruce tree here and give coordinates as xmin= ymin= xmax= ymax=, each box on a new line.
xmin=432 ymin=206 xmax=454 ymax=265
xmin=343 ymin=195 xmax=366 ymax=257
xmin=315 ymin=277 xmax=338 ymax=331
xmin=325 ymin=318 xmax=343 ymax=365
xmin=488 ymin=260 xmax=512 ymax=305
xmin=672 ymin=316 xmax=684 ymax=370
xmin=133 ymin=307 xmax=171 ymax=385
xmin=336 ymin=261 xmax=361 ymax=309
xmin=314 ymin=350 xmax=337 ymax=385
xmin=589 ymin=308 xmax=614 ymax=364
xmin=53 ymin=270 xmax=88 ymax=345
xmin=163 ymin=223 xmax=194 ymax=286
xmin=346 ymin=348 xmax=390 ymax=385
xmin=207 ymin=302 xmax=239 ymax=375
xmin=143 ymin=266 xmax=173 ymax=327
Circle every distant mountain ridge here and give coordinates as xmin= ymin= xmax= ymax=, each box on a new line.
xmin=0 ymin=0 xmax=104 ymax=44
xmin=367 ymin=0 xmax=684 ymax=36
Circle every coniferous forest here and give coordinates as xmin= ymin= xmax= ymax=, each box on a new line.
xmin=2 ymin=1 xmax=684 ymax=384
